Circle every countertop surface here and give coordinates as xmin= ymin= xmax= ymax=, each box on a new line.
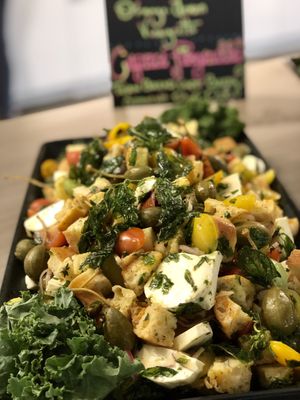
xmin=0 ymin=56 xmax=300 ymax=286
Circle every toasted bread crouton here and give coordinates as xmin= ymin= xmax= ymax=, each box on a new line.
xmin=109 ymin=285 xmax=137 ymax=318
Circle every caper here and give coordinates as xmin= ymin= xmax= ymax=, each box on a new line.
xmin=63 ymin=178 xmax=78 ymax=197
xmin=24 ymin=244 xmax=49 ymax=282
xmin=195 ymin=180 xmax=216 ymax=202
xmin=101 ymin=254 xmax=124 ymax=286
xmin=261 ymin=287 xmax=297 ymax=335
xmin=208 ymin=155 xmax=228 ymax=173
xmin=140 ymin=206 xmax=161 ymax=227
xmin=103 ymin=306 xmax=135 ymax=350
xmin=14 ymin=239 xmax=35 ymax=261
xmin=124 ymin=166 xmax=153 ymax=180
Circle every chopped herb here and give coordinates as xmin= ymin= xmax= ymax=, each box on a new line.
xmin=184 ymin=270 xmax=197 ymax=292
xmin=69 ymin=138 xmax=106 ymax=185
xmin=155 ymin=150 xmax=192 ymax=181
xmin=217 ymin=183 xmax=229 ymax=191
xmin=204 ymin=279 xmax=209 ymax=285
xmin=194 ymin=256 xmax=210 ymax=270
xmin=101 ymin=155 xmax=125 ymax=174
xmin=224 ymin=211 xmax=231 ymax=218
xmin=138 ymin=273 xmax=147 ymax=286
xmin=231 ymin=189 xmax=239 ymax=195
xmin=176 ymin=357 xmax=188 ymax=365
xmin=142 ymin=253 xmax=155 ymax=265
xmin=217 ymin=236 xmax=233 ymax=258
xmin=155 ymin=178 xmax=188 ymax=242
xmin=61 ymin=263 xmax=70 ymax=277
xmin=129 ymin=117 xmax=172 ymax=151
xmin=278 ymin=233 xmax=295 ymax=259
xmin=164 ymin=253 xmax=180 ymax=262
xmin=78 ymin=181 xmax=139 ymax=268
xmin=142 ymin=367 xmax=177 ymax=378
xmin=149 ymin=272 xmax=174 ymax=295
xmin=237 ymin=247 xmax=280 ymax=286
xmin=129 ymin=147 xmax=137 ymax=166
xmin=182 ymin=254 xmax=193 ymax=260
xmin=249 ymin=227 xmax=270 ymax=249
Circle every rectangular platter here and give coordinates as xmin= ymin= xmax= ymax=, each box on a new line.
xmin=1 ymin=133 xmax=300 ymax=400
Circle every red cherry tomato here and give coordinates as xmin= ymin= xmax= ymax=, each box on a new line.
xmin=180 ymin=137 xmax=202 ymax=159
xmin=141 ymin=192 xmax=156 ymax=209
xmin=268 ymin=247 xmax=281 ymax=262
xmin=27 ymin=198 xmax=52 ymax=217
xmin=66 ymin=150 xmax=81 ymax=166
xmin=202 ymin=156 xmax=215 ymax=178
xmin=40 ymin=225 xmax=67 ymax=249
xmin=115 ymin=227 xmax=145 ymax=255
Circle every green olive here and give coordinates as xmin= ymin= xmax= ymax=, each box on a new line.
xmin=140 ymin=206 xmax=161 ymax=227
xmin=103 ymin=306 xmax=135 ymax=350
xmin=208 ymin=155 xmax=228 ymax=173
xmin=63 ymin=178 xmax=78 ymax=197
xmin=24 ymin=244 xmax=49 ymax=282
xmin=261 ymin=287 xmax=297 ymax=335
xmin=14 ymin=239 xmax=35 ymax=261
xmin=236 ymin=221 xmax=271 ymax=248
xmin=124 ymin=166 xmax=153 ymax=180
xmin=101 ymin=254 xmax=124 ymax=286
xmin=195 ymin=180 xmax=216 ymax=202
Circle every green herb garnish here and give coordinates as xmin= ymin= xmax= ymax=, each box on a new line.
xmin=184 ymin=270 xmax=197 ymax=292
xmin=142 ymin=367 xmax=177 ymax=378
xmin=129 ymin=117 xmax=172 ymax=151
xmin=149 ymin=272 xmax=174 ymax=295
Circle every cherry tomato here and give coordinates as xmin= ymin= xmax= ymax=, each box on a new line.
xmin=180 ymin=137 xmax=202 ymax=159
xmin=66 ymin=150 xmax=81 ymax=166
xmin=27 ymin=198 xmax=52 ymax=217
xmin=141 ymin=192 xmax=156 ymax=209
xmin=165 ymin=138 xmax=181 ymax=150
xmin=40 ymin=225 xmax=67 ymax=249
xmin=269 ymin=247 xmax=281 ymax=262
xmin=115 ymin=227 xmax=145 ymax=255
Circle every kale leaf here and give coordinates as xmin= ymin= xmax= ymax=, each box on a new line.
xmin=249 ymin=227 xmax=270 ymax=249
xmin=237 ymin=247 xmax=280 ymax=286
xmin=129 ymin=117 xmax=172 ymax=151
xmin=0 ymin=289 xmax=142 ymax=400
xmin=101 ymin=155 xmax=125 ymax=174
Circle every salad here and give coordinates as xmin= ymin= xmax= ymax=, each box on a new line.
xmin=2 ymin=98 xmax=300 ymax=399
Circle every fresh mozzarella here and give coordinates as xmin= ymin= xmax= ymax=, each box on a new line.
xmin=242 ymin=155 xmax=266 ymax=174
xmin=218 ymin=173 xmax=242 ymax=200
xmin=135 ymin=176 xmax=156 ymax=201
xmin=144 ymin=251 xmax=222 ymax=310
xmin=173 ymin=322 xmax=213 ymax=351
xmin=24 ymin=200 xmax=64 ymax=232
xmin=53 ymin=170 xmax=68 ymax=182
xmin=25 ymin=275 xmax=38 ymax=289
xmin=275 ymin=217 xmax=294 ymax=242
xmin=138 ymin=344 xmax=204 ymax=389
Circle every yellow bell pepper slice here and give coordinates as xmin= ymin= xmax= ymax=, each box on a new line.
xmin=107 ymin=122 xmax=131 ymax=141
xmin=224 ymin=193 xmax=256 ymax=211
xmin=270 ymin=340 xmax=300 ymax=366
xmin=260 ymin=169 xmax=276 ymax=185
xmin=204 ymin=170 xmax=224 ymax=186
xmin=104 ymin=135 xmax=133 ymax=149
xmin=191 ymin=214 xmax=218 ymax=253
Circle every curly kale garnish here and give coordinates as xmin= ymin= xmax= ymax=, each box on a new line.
xmin=129 ymin=117 xmax=172 ymax=151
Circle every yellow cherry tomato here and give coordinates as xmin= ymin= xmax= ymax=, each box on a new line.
xmin=224 ymin=193 xmax=256 ymax=211
xmin=192 ymin=214 xmax=218 ymax=253
xmin=269 ymin=340 xmax=300 ymax=366
xmin=40 ymin=159 xmax=58 ymax=179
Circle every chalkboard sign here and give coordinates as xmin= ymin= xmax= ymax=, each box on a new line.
xmin=106 ymin=0 xmax=244 ymax=106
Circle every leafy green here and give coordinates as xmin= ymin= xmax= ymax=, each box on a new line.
xmin=278 ymin=233 xmax=295 ymax=259
xmin=0 ymin=289 xmax=142 ymax=400
xmin=69 ymin=138 xmax=106 ymax=185
xmin=237 ymin=247 xmax=280 ymax=286
xmin=217 ymin=236 xmax=234 ymax=258
xmin=155 ymin=178 xmax=188 ymax=242
xmin=79 ymin=181 xmax=139 ymax=267
xmin=249 ymin=227 xmax=270 ymax=249
xmin=160 ymin=97 xmax=244 ymax=142
xmin=129 ymin=117 xmax=172 ymax=151
xmin=155 ymin=151 xmax=192 ymax=180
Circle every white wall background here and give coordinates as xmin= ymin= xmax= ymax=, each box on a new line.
xmin=4 ymin=0 xmax=300 ymax=113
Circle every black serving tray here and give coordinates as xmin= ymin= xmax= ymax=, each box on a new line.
xmin=1 ymin=134 xmax=300 ymax=400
